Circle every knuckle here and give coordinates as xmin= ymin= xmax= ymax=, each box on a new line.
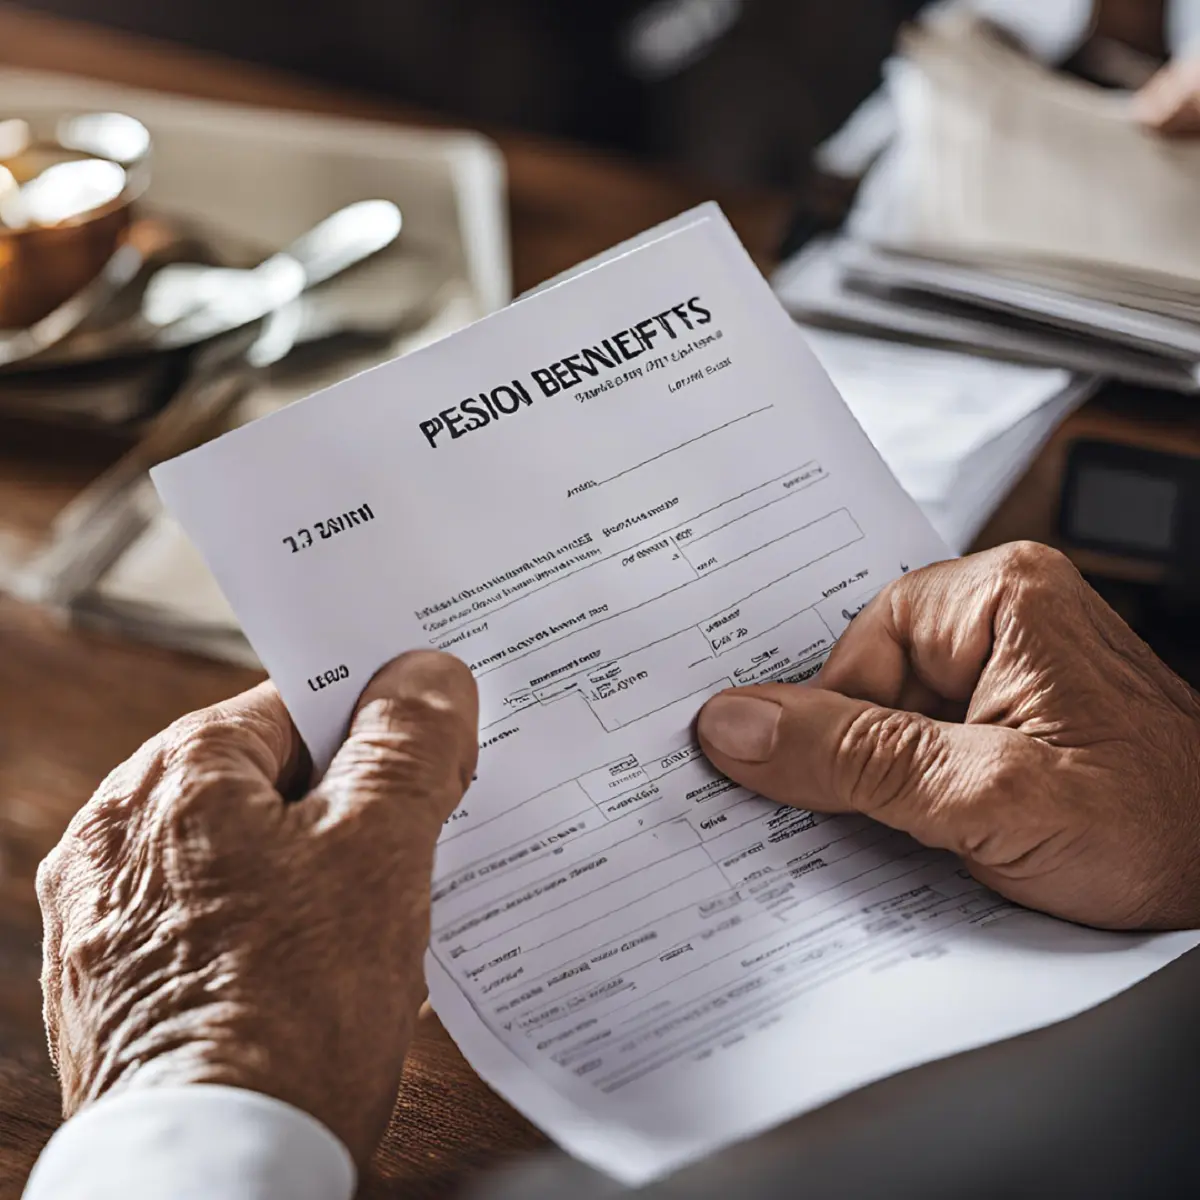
xmin=977 ymin=738 xmax=1030 ymax=803
xmin=353 ymin=694 xmax=472 ymax=786
xmin=55 ymin=782 xmax=148 ymax=883
xmin=166 ymin=716 xmax=245 ymax=770
xmin=163 ymin=708 xmax=216 ymax=747
xmin=880 ymin=575 xmax=917 ymax=633
xmin=323 ymin=729 xmax=469 ymax=835
xmin=73 ymin=737 xmax=164 ymax=827
xmin=161 ymin=719 xmax=257 ymax=803
xmin=35 ymin=846 xmax=64 ymax=908
xmin=992 ymin=542 xmax=1082 ymax=623
xmin=956 ymin=744 xmax=1026 ymax=854
xmin=995 ymin=541 xmax=1075 ymax=589
xmin=164 ymin=699 xmax=284 ymax=771
xmin=339 ymin=730 xmax=453 ymax=801
xmin=955 ymin=738 xmax=1054 ymax=867
xmin=836 ymin=708 xmax=947 ymax=817
xmin=154 ymin=724 xmax=268 ymax=846
xmin=164 ymin=770 xmax=240 ymax=830
xmin=871 ymin=575 xmax=900 ymax=617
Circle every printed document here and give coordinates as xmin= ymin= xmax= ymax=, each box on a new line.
xmin=153 ymin=211 xmax=1200 ymax=1184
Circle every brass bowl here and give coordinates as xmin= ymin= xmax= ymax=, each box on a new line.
xmin=0 ymin=111 xmax=151 ymax=329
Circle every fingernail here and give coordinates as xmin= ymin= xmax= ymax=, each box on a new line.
xmin=698 ymin=694 xmax=782 ymax=762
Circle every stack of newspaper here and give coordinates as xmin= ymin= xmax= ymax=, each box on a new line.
xmin=775 ymin=14 xmax=1200 ymax=393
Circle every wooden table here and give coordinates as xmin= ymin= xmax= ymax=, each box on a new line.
xmin=0 ymin=8 xmax=789 ymax=1196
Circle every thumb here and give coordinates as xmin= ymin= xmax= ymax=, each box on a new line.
xmin=315 ymin=651 xmax=479 ymax=837
xmin=1134 ymin=68 xmax=1176 ymax=129
xmin=1134 ymin=63 xmax=1200 ymax=136
xmin=697 ymin=683 xmax=1019 ymax=857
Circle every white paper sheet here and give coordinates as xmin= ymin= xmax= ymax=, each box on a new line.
xmin=885 ymin=19 xmax=1200 ymax=306
xmin=772 ymin=237 xmax=1200 ymax=392
xmin=797 ymin=326 xmax=1095 ymax=551
xmin=153 ymin=212 xmax=1200 ymax=1185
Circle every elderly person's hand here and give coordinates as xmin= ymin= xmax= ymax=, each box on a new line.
xmin=35 ymin=650 xmax=478 ymax=1168
xmin=1135 ymin=54 xmax=1200 ymax=135
xmin=697 ymin=543 xmax=1200 ymax=932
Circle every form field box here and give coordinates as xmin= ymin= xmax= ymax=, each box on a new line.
xmin=682 ymin=506 xmax=861 ymax=577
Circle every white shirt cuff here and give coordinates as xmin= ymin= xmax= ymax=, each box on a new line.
xmin=23 ymin=1084 xmax=356 ymax=1200
xmin=1168 ymin=0 xmax=1200 ymax=58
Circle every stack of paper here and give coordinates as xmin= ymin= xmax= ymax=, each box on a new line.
xmin=775 ymin=237 xmax=1197 ymax=391
xmin=150 ymin=204 xmax=1200 ymax=1184
xmin=775 ymin=15 xmax=1200 ymax=392
xmin=884 ymin=18 xmax=1200 ymax=300
xmin=799 ymin=326 xmax=1095 ymax=552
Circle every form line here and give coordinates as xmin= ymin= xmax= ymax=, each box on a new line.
xmin=593 ymin=405 xmax=774 ymax=488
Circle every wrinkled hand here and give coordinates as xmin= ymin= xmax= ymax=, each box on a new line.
xmin=36 ymin=651 xmax=478 ymax=1166
xmin=697 ymin=543 xmax=1200 ymax=931
xmin=1135 ymin=54 xmax=1200 ymax=135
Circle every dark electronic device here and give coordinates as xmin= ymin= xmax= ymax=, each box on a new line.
xmin=976 ymin=385 xmax=1200 ymax=600
xmin=1060 ymin=440 xmax=1200 ymax=590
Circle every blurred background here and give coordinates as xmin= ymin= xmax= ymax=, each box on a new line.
xmin=1 ymin=1 xmax=1199 ymax=1196
xmin=10 ymin=0 xmax=924 ymax=188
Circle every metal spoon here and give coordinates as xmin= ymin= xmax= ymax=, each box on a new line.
xmin=24 ymin=275 xmax=451 ymax=610
xmin=144 ymin=199 xmax=403 ymax=348
xmin=6 ymin=199 xmax=402 ymax=370
xmin=37 ymin=202 xmax=405 ymax=548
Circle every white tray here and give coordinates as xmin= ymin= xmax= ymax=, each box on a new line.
xmin=0 ymin=67 xmax=510 ymax=317
xmin=0 ymin=69 xmax=511 ymax=655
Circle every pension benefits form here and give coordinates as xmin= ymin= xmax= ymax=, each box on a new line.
xmin=154 ymin=211 xmax=1200 ymax=1185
